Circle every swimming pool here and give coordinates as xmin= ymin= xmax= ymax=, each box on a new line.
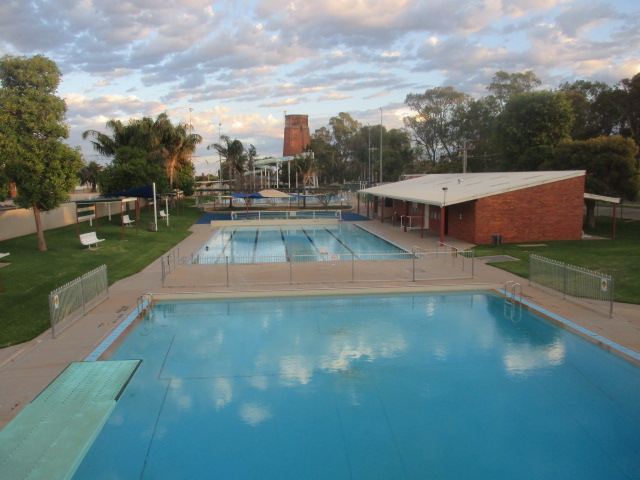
xmin=74 ymin=292 xmax=640 ymax=479
xmin=196 ymin=223 xmax=409 ymax=263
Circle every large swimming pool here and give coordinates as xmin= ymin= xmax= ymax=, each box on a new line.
xmin=196 ymin=223 xmax=409 ymax=263
xmin=74 ymin=292 xmax=640 ymax=479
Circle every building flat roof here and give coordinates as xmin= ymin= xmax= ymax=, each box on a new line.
xmin=359 ymin=171 xmax=585 ymax=207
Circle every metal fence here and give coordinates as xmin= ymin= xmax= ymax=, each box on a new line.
xmin=161 ymin=247 xmax=474 ymax=287
xmin=529 ymin=254 xmax=614 ymax=317
xmin=49 ymin=265 xmax=109 ymax=338
xmin=230 ymin=210 xmax=342 ymax=221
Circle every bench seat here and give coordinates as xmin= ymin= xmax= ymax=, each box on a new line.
xmin=79 ymin=232 xmax=105 ymax=250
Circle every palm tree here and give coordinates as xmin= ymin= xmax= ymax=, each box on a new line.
xmin=153 ymin=116 xmax=202 ymax=189
xmin=83 ymin=113 xmax=202 ymax=190
xmin=207 ymin=136 xmax=245 ymax=188
xmin=78 ymin=160 xmax=102 ymax=192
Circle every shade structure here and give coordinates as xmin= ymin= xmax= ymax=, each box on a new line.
xmin=258 ymin=189 xmax=293 ymax=198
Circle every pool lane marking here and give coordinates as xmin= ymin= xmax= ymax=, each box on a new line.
xmin=215 ymin=228 xmax=235 ymax=263
xmin=300 ymin=227 xmax=330 ymax=259
xmin=253 ymin=229 xmax=259 ymax=263
xmin=322 ymin=227 xmax=358 ymax=259
xmin=279 ymin=229 xmax=291 ymax=262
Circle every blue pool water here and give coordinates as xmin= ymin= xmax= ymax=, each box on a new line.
xmin=196 ymin=223 xmax=408 ymax=263
xmin=74 ymin=292 xmax=640 ymax=479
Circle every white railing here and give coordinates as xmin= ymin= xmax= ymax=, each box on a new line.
xmin=230 ymin=210 xmax=342 ymax=221
xmin=162 ymin=250 xmax=474 ymax=287
xmin=49 ymin=265 xmax=109 ymax=338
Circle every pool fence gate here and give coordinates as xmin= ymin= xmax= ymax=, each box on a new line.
xmin=528 ymin=254 xmax=614 ymax=317
xmin=161 ymin=244 xmax=474 ymax=287
xmin=48 ymin=265 xmax=109 ymax=338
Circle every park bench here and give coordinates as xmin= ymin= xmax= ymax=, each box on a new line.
xmin=79 ymin=232 xmax=105 ymax=250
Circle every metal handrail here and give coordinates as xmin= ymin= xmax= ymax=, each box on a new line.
xmin=137 ymin=292 xmax=153 ymax=316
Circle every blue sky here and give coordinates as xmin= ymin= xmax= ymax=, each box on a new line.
xmin=1 ymin=0 xmax=639 ymax=175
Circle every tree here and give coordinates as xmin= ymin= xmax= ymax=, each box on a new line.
xmin=558 ymin=80 xmax=616 ymax=140
xmin=83 ymin=113 xmax=201 ymax=191
xmin=151 ymin=113 xmax=202 ymax=189
xmin=487 ymin=70 xmax=542 ymax=108
xmin=612 ymin=73 xmax=640 ymax=149
xmin=404 ymin=86 xmax=472 ymax=162
xmin=78 ymin=160 xmax=102 ymax=192
xmin=309 ymin=127 xmax=338 ymax=184
xmin=541 ymin=136 xmax=639 ymax=227
xmin=0 ymin=54 xmax=83 ymax=251
xmin=207 ymin=135 xmax=246 ymax=187
xmin=98 ymin=147 xmax=168 ymax=195
xmin=495 ymin=91 xmax=574 ymax=170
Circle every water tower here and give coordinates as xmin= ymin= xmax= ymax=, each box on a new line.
xmin=283 ymin=114 xmax=310 ymax=156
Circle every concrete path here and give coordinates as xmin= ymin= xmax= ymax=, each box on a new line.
xmin=1 ymin=218 xmax=639 ymax=430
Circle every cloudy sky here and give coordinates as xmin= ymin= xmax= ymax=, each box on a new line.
xmin=1 ymin=0 xmax=639 ymax=175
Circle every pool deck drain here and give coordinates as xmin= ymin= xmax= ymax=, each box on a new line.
xmin=0 ymin=360 xmax=140 ymax=480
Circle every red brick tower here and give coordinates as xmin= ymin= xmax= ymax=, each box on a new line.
xmin=283 ymin=114 xmax=310 ymax=156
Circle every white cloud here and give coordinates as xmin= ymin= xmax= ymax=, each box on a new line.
xmin=0 ymin=0 xmax=634 ymax=169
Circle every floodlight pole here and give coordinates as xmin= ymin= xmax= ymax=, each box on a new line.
xmin=153 ymin=182 xmax=158 ymax=231
xmin=368 ymin=125 xmax=371 ymax=184
xmin=379 ymin=108 xmax=383 ymax=184
xmin=440 ymin=187 xmax=448 ymax=245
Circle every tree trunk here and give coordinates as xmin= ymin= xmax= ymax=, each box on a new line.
xmin=584 ymin=199 xmax=596 ymax=229
xmin=33 ymin=204 xmax=48 ymax=251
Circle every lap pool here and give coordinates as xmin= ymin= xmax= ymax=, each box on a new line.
xmin=196 ymin=223 xmax=409 ymax=263
xmin=73 ymin=292 xmax=640 ymax=479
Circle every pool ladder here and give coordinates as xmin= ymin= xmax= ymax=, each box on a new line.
xmin=137 ymin=292 xmax=154 ymax=318
xmin=504 ymin=281 xmax=523 ymax=321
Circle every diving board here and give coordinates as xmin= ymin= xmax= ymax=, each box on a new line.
xmin=0 ymin=360 xmax=141 ymax=480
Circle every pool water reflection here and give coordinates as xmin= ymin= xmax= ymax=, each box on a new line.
xmin=74 ymin=292 xmax=640 ymax=480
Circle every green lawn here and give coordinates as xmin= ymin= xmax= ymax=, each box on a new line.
xmin=0 ymin=201 xmax=203 ymax=348
xmin=472 ymin=216 xmax=640 ymax=305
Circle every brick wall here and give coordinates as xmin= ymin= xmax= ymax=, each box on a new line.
xmin=446 ymin=202 xmax=477 ymax=243
xmin=283 ymin=115 xmax=310 ymax=156
xmin=474 ymin=176 xmax=584 ymax=244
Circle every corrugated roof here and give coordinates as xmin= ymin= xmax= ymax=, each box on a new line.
xmin=359 ymin=171 xmax=585 ymax=207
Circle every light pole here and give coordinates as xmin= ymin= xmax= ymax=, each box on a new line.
xmin=367 ymin=125 xmax=371 ymax=184
xmin=218 ymin=122 xmax=222 ymax=186
xmin=440 ymin=187 xmax=448 ymax=245
xmin=189 ymin=108 xmax=193 ymax=167
xmin=379 ymin=108 xmax=383 ymax=184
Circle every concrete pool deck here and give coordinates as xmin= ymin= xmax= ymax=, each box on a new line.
xmin=1 ymin=220 xmax=639 ymax=430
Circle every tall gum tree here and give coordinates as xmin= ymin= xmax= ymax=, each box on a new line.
xmin=0 ymin=54 xmax=82 ymax=251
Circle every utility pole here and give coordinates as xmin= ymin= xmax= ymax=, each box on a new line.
xmin=379 ymin=108 xmax=383 ymax=184
xmin=368 ymin=125 xmax=371 ymax=184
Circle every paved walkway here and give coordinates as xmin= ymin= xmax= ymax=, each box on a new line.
xmin=1 ymin=217 xmax=639 ymax=429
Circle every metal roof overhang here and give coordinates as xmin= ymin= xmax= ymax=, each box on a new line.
xmin=358 ymin=171 xmax=586 ymax=207
xmin=584 ymin=193 xmax=620 ymax=204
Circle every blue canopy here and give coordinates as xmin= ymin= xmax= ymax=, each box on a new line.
xmin=102 ymin=185 xmax=155 ymax=198
xmin=231 ymin=192 xmax=263 ymax=199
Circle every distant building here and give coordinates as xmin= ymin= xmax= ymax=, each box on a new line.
xmin=283 ymin=114 xmax=310 ymax=157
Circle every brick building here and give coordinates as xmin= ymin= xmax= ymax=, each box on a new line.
xmin=283 ymin=114 xmax=310 ymax=157
xmin=359 ymin=171 xmax=586 ymax=245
